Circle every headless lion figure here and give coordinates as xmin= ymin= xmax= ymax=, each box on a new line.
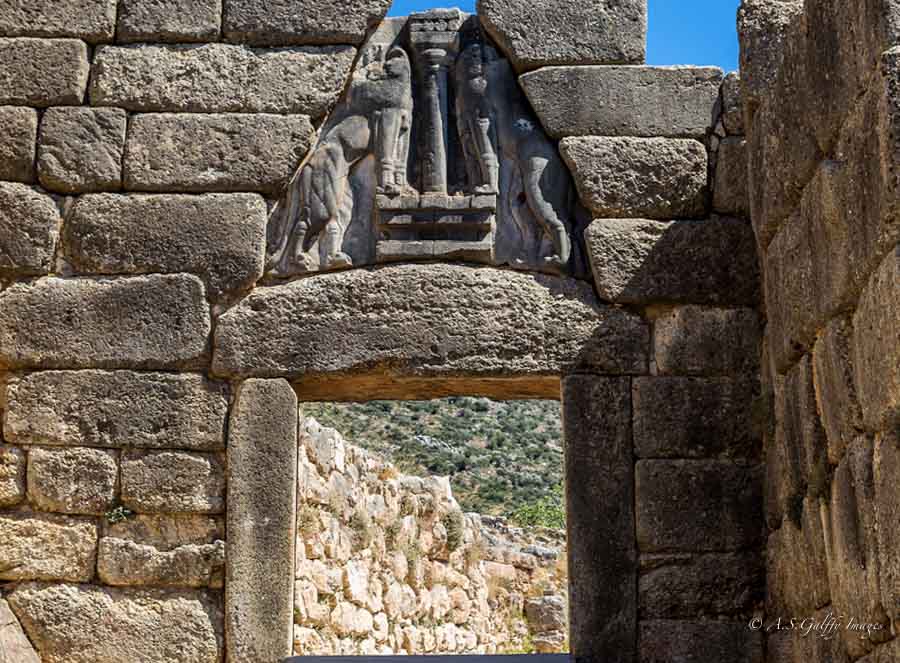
xmin=455 ymin=43 xmax=571 ymax=269
xmin=267 ymin=46 xmax=412 ymax=276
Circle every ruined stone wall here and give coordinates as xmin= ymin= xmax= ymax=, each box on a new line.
xmin=292 ymin=417 xmax=567 ymax=656
xmin=740 ymin=1 xmax=900 ymax=661
xmin=0 ymin=1 xmax=767 ymax=662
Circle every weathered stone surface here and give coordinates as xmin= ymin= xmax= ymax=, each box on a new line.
xmin=636 ymin=460 xmax=763 ymax=552
xmin=0 ymin=106 xmax=37 ymax=182
xmin=223 ymin=0 xmax=392 ymax=45
xmin=124 ymin=113 xmax=314 ymax=194
xmin=0 ymin=38 xmax=89 ymax=106
xmin=0 ymin=275 xmax=210 ymax=370
xmin=212 ymin=264 xmax=649 ymax=379
xmin=8 ymin=583 xmax=223 ymax=663
xmin=0 ymin=444 xmax=25 ymax=507
xmin=0 ymin=598 xmax=40 ymax=663
xmin=639 ymin=552 xmax=764 ymax=618
xmin=478 ymin=0 xmax=645 ymax=72
xmin=0 ymin=0 xmax=115 ymax=42
xmin=0 ymin=513 xmax=97 ymax=582
xmin=639 ymin=620 xmax=763 ymax=663
xmin=5 ymin=371 xmax=227 ymax=450
xmin=827 ymin=437 xmax=890 ymax=658
xmin=122 ymin=450 xmax=225 ymax=514
xmin=227 ymin=379 xmax=298 ymax=663
xmin=99 ymin=518 xmax=225 ymax=589
xmin=37 ymin=107 xmax=125 ymax=193
xmin=721 ymin=71 xmax=744 ymax=135
xmin=117 ymin=0 xmax=221 ymax=43
xmin=91 ymin=44 xmax=354 ymax=118
xmin=521 ymin=66 xmax=722 ymax=139
xmin=737 ymin=0 xmax=803 ymax=117
xmin=64 ymin=194 xmax=267 ymax=299
xmin=853 ymin=247 xmax=900 ymax=432
xmin=813 ymin=316 xmax=863 ymax=463
xmin=633 ymin=377 xmax=760 ymax=459
xmin=765 ymin=355 xmax=828 ymax=530
xmin=0 ymin=182 xmax=59 ymax=276
xmin=27 ymin=447 xmax=118 ymax=515
xmin=585 ymin=217 xmax=759 ymax=306
xmin=714 ymin=136 xmax=749 ymax=216
xmin=874 ymin=430 xmax=900 ymax=629
xmin=766 ymin=606 xmax=853 ymax=663
xmin=767 ymin=497 xmax=830 ymax=617
xmin=653 ymin=306 xmax=760 ymax=376
xmin=560 ymin=137 xmax=707 ymax=219
xmin=562 ymin=376 xmax=635 ymax=662
xmin=859 ymin=640 xmax=900 ymax=663
xmin=99 ymin=516 xmax=225 ymax=590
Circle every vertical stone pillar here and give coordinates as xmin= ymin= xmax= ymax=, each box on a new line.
xmin=226 ymin=378 xmax=298 ymax=663
xmin=562 ymin=376 xmax=636 ymax=663
xmin=420 ymin=48 xmax=450 ymax=193
xmin=409 ymin=9 xmax=463 ymax=194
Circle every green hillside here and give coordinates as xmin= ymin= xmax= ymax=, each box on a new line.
xmin=300 ymin=398 xmax=564 ymax=526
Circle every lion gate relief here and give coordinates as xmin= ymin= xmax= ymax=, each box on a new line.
xmin=266 ymin=10 xmax=585 ymax=279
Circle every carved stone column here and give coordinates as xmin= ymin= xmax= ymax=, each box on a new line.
xmin=409 ymin=9 xmax=463 ymax=194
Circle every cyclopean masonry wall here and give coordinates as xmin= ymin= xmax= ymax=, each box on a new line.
xmin=0 ymin=1 xmax=767 ymax=662
xmin=739 ymin=1 xmax=900 ymax=662
xmin=292 ymin=417 xmax=569 ymax=656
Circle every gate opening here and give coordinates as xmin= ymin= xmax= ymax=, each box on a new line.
xmin=292 ymin=397 xmax=569 ymax=657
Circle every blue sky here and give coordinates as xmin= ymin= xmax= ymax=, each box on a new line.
xmin=387 ymin=0 xmax=741 ymax=72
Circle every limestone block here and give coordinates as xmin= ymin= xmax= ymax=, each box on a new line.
xmin=560 ymin=137 xmax=708 ymax=219
xmin=0 ymin=38 xmax=89 ymax=106
xmin=124 ymin=113 xmax=313 ymax=194
xmin=721 ymin=71 xmax=744 ymax=135
xmin=5 ymin=371 xmax=227 ymax=450
xmin=639 ymin=620 xmax=763 ymax=663
xmin=853 ymin=247 xmax=900 ymax=432
xmin=64 ymin=193 xmax=267 ymax=299
xmin=8 ymin=583 xmax=223 ymax=663
xmin=37 ymin=107 xmax=125 ymax=193
xmin=0 ymin=513 xmax=97 ymax=582
xmin=0 ymin=598 xmax=39 ymax=663
xmin=635 ymin=460 xmax=763 ymax=552
xmin=585 ymin=217 xmax=759 ymax=306
xmin=874 ymin=430 xmax=900 ymax=629
xmin=767 ymin=497 xmax=830 ymax=617
xmin=520 ymin=65 xmax=722 ymax=139
xmin=121 ymin=450 xmax=226 ymax=514
xmin=813 ymin=316 xmax=863 ymax=463
xmin=737 ymin=0 xmax=803 ymax=117
xmin=91 ymin=44 xmax=354 ymax=118
xmin=98 ymin=514 xmax=225 ymax=588
xmin=226 ymin=379 xmax=298 ymax=663
xmin=639 ymin=552 xmax=763 ymax=618
xmin=633 ymin=377 xmax=760 ymax=459
xmin=213 ymin=264 xmax=649 ymax=379
xmin=0 ymin=0 xmax=115 ymax=42
xmin=0 ymin=444 xmax=25 ymax=507
xmin=827 ymin=437 xmax=890 ymax=658
xmin=713 ymin=136 xmax=749 ymax=217
xmin=0 ymin=106 xmax=37 ymax=182
xmin=653 ymin=306 xmax=760 ymax=376
xmin=117 ymin=0 xmax=221 ymax=43
xmin=27 ymin=447 xmax=118 ymax=515
xmin=0 ymin=275 xmax=210 ymax=370
xmin=223 ymin=0 xmax=392 ymax=45
xmin=562 ymin=376 xmax=635 ymax=662
xmin=0 ymin=182 xmax=59 ymax=276
xmin=524 ymin=595 xmax=566 ymax=632
xmin=478 ymin=0 xmax=645 ymax=72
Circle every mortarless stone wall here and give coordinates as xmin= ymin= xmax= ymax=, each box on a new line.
xmin=0 ymin=1 xmax=767 ymax=662
xmin=740 ymin=1 xmax=900 ymax=661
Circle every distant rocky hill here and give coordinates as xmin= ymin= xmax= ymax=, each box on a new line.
xmin=299 ymin=398 xmax=564 ymax=524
